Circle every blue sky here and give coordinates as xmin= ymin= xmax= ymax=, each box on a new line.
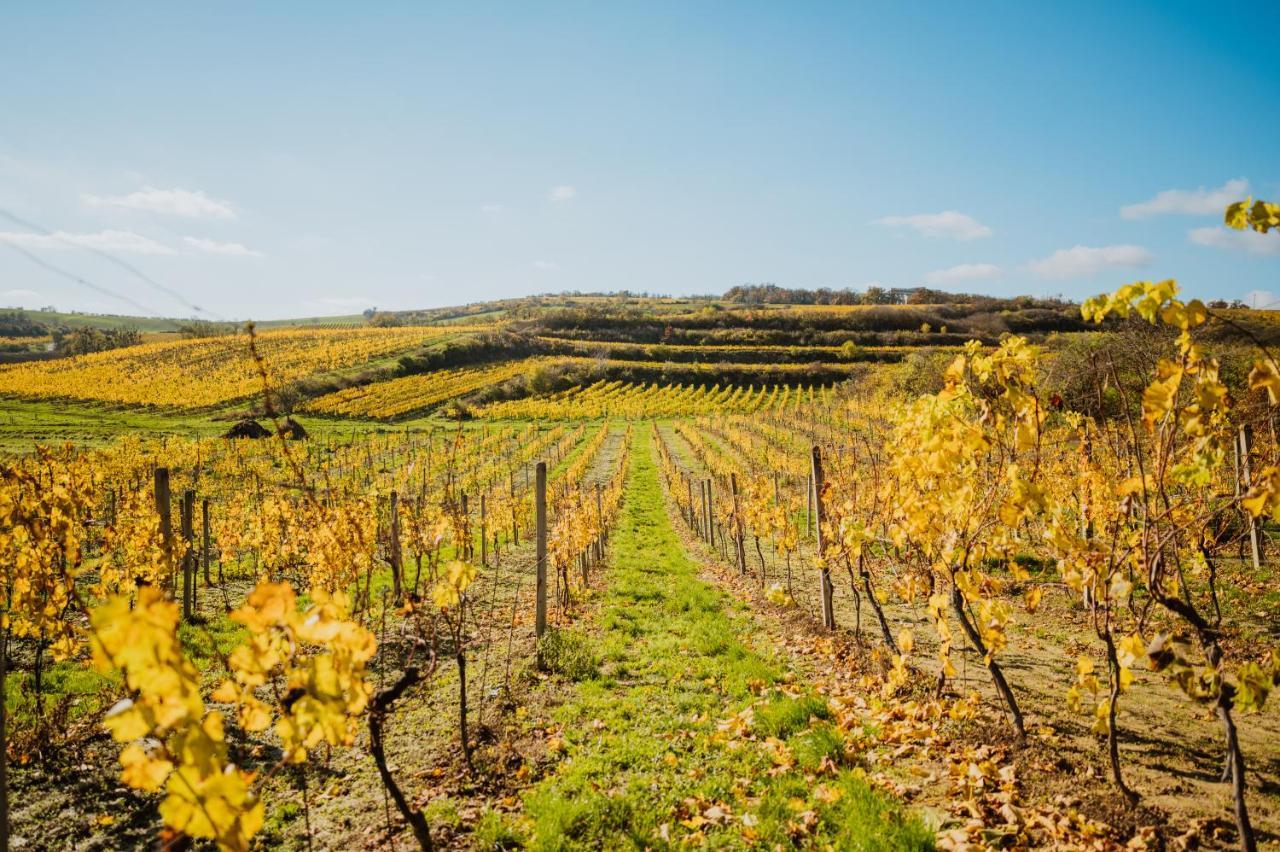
xmin=1 ymin=2 xmax=1277 ymax=319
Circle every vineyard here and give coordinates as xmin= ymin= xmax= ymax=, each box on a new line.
xmin=0 ymin=327 xmax=471 ymax=409
xmin=477 ymin=380 xmax=832 ymax=420
xmin=3 ymin=266 xmax=1280 ymax=849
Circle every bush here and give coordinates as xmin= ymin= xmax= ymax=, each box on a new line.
xmin=54 ymin=326 xmax=142 ymax=355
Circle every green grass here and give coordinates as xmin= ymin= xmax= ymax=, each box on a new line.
xmin=493 ymin=423 xmax=932 ymax=850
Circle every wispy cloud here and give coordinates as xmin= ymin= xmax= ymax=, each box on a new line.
xmin=0 ymin=229 xmax=175 ymax=255
xmin=83 ymin=186 xmax=237 ymax=219
xmin=1028 ymin=244 xmax=1151 ymax=279
xmin=1121 ymin=178 xmax=1248 ymax=219
xmin=182 ymin=236 xmax=262 ymax=257
xmin=548 ymin=185 xmax=575 ymax=203
xmin=1188 ymin=226 xmax=1280 ymax=257
xmin=923 ymin=263 xmax=1000 ymax=284
xmin=874 ymin=211 xmax=992 ymax=240
xmin=481 ymin=204 xmax=505 ymax=214
xmin=531 ymin=260 xmax=560 ymax=271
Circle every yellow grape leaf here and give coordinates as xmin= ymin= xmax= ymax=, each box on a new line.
xmin=119 ymin=742 xmax=173 ymax=792
xmin=230 ymin=582 xmax=296 ymax=634
xmin=1116 ymin=634 xmax=1145 ymax=669
xmin=1248 ymin=359 xmax=1280 ymax=406
xmin=1225 ymin=198 xmax=1253 ymax=230
xmin=1024 ymin=586 xmax=1043 ymax=613
xmin=1141 ymin=361 xmax=1183 ymax=430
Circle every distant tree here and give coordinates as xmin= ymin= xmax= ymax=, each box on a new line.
xmin=54 ymin=326 xmax=142 ymax=356
xmin=0 ymin=311 xmax=48 ymax=338
xmin=864 ymin=286 xmax=893 ymax=305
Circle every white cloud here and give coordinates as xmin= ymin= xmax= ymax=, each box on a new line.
xmin=923 ymin=263 xmax=1001 ymax=284
xmin=1028 ymin=244 xmax=1152 ymax=279
xmin=548 ymin=185 xmax=575 ymax=203
xmin=182 ymin=236 xmax=263 ymax=257
xmin=531 ymin=260 xmax=560 ymax=271
xmin=1188 ymin=226 xmax=1280 ymax=257
xmin=0 ymin=229 xmax=175 ymax=255
xmin=1121 ymin=178 xmax=1248 ymax=219
xmin=83 ymin=186 xmax=236 ymax=219
xmin=873 ymin=211 xmax=992 ymax=240
xmin=481 ymin=204 xmax=505 ymax=214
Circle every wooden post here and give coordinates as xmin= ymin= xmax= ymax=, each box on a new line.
xmin=461 ymin=493 xmax=470 ymax=561
xmin=595 ymin=483 xmax=604 ymax=564
xmin=702 ymin=480 xmax=710 ymax=542
xmin=686 ymin=477 xmax=695 ymax=531
xmin=1239 ymin=424 xmax=1263 ymax=570
xmin=154 ymin=468 xmax=174 ymax=595
xmin=201 ymin=498 xmax=211 ymax=586
xmin=731 ymin=473 xmax=747 ymax=575
xmin=510 ymin=471 xmax=519 ymax=545
xmin=535 ymin=461 xmax=548 ymax=644
xmin=706 ymin=478 xmax=715 ymax=548
xmin=180 ymin=490 xmax=194 ymax=621
xmin=812 ymin=446 xmax=836 ymax=629
xmin=480 ymin=492 xmax=488 ymax=567
xmin=389 ymin=491 xmax=402 ymax=600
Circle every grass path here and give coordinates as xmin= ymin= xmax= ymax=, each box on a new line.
xmin=486 ymin=422 xmax=931 ymax=849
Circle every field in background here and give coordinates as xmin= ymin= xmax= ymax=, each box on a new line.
xmin=4 ymin=291 xmax=1279 ymax=851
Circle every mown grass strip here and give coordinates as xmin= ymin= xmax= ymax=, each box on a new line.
xmin=481 ymin=423 xmax=931 ymax=850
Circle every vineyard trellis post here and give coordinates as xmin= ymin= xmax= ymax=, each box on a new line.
xmin=595 ymin=483 xmax=603 ymax=566
xmin=731 ymin=473 xmax=747 ymax=575
xmin=686 ymin=476 xmax=695 ymax=532
xmin=153 ymin=467 xmax=174 ymax=596
xmin=390 ymin=491 xmax=402 ymax=601
xmin=535 ymin=461 xmax=548 ymax=658
xmin=509 ymin=471 xmax=519 ymax=545
xmin=702 ymin=480 xmax=711 ymax=544
xmin=465 ymin=491 xmax=476 ymax=562
xmin=180 ymin=490 xmax=195 ymax=621
xmin=705 ymin=478 xmax=715 ymax=548
xmin=1238 ymin=424 xmax=1262 ymax=571
xmin=480 ymin=492 xmax=487 ymax=567
xmin=811 ymin=446 xmax=835 ymax=629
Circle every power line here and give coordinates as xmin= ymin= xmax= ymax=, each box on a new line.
xmin=0 ymin=207 xmax=226 ymax=321
xmin=0 ymin=238 xmax=171 ymax=321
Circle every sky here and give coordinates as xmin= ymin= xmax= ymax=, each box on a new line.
xmin=1 ymin=2 xmax=1278 ymax=320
